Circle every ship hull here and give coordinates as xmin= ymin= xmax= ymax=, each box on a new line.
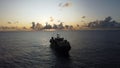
xmin=50 ymin=41 xmax=71 ymax=55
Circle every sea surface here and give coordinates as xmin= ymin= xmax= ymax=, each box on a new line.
xmin=0 ymin=30 xmax=120 ymax=68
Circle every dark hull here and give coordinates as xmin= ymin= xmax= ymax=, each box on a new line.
xmin=50 ymin=36 xmax=71 ymax=56
xmin=50 ymin=42 xmax=71 ymax=55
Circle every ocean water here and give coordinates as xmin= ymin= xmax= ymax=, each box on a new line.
xmin=0 ymin=30 xmax=120 ymax=68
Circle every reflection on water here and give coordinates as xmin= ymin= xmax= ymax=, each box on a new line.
xmin=50 ymin=48 xmax=72 ymax=68
xmin=54 ymin=56 xmax=73 ymax=68
xmin=0 ymin=30 xmax=120 ymax=68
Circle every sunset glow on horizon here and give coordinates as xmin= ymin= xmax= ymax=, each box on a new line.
xmin=0 ymin=0 xmax=120 ymax=29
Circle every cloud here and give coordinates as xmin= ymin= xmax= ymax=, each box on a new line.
xmin=63 ymin=2 xmax=71 ymax=7
xmin=7 ymin=21 xmax=19 ymax=24
xmin=81 ymin=20 xmax=85 ymax=22
xmin=14 ymin=21 xmax=19 ymax=24
xmin=59 ymin=1 xmax=72 ymax=8
xmin=87 ymin=16 xmax=120 ymax=28
xmin=81 ymin=16 xmax=86 ymax=19
xmin=8 ymin=22 xmax=12 ymax=24
xmin=50 ymin=16 xmax=54 ymax=22
xmin=58 ymin=3 xmax=62 ymax=7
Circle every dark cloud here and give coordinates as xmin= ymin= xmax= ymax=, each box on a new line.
xmin=8 ymin=22 xmax=12 ymax=24
xmin=63 ymin=2 xmax=70 ymax=7
xmin=59 ymin=1 xmax=72 ymax=8
xmin=31 ymin=22 xmax=35 ymax=29
xmin=44 ymin=22 xmax=52 ymax=29
xmin=82 ymin=16 xmax=86 ymax=19
xmin=0 ymin=26 xmax=18 ymax=30
xmin=65 ymin=25 xmax=73 ymax=29
xmin=76 ymin=24 xmax=80 ymax=27
xmin=35 ymin=23 xmax=43 ymax=30
xmin=31 ymin=22 xmax=43 ymax=30
xmin=7 ymin=21 xmax=19 ymax=24
xmin=87 ymin=16 xmax=120 ymax=28
xmin=29 ymin=21 xmax=75 ymax=30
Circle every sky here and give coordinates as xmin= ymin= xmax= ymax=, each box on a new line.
xmin=0 ymin=0 xmax=120 ymax=27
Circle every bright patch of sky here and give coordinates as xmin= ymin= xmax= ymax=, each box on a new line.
xmin=0 ymin=0 xmax=120 ymax=26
